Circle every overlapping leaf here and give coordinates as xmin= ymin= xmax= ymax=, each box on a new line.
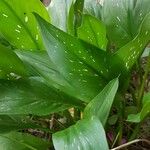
xmin=0 ymin=77 xmax=82 ymax=115
xmin=78 ymin=14 xmax=107 ymax=50
xmin=84 ymin=78 xmax=119 ymax=126
xmin=16 ymin=50 xmax=75 ymax=95
xmin=111 ymin=12 xmax=150 ymax=74
xmin=47 ymin=0 xmax=74 ymax=32
xmin=0 ymin=0 xmax=50 ymax=50
xmin=0 ymin=132 xmax=50 ymax=150
xmin=84 ymin=0 xmax=102 ymax=20
xmin=127 ymin=93 xmax=150 ymax=123
xmin=0 ymin=115 xmax=37 ymax=133
xmin=0 ymin=44 xmax=27 ymax=79
xmin=53 ymin=79 xmax=118 ymax=150
xmin=34 ymin=14 xmax=111 ymax=102
xmin=53 ymin=116 xmax=109 ymax=150
xmin=102 ymin=0 xmax=150 ymax=48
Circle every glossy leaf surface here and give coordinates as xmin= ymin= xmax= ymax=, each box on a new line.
xmin=16 ymin=50 xmax=73 ymax=94
xmin=47 ymin=0 xmax=74 ymax=32
xmin=53 ymin=116 xmax=109 ymax=150
xmin=110 ymin=12 xmax=150 ymax=76
xmin=84 ymin=0 xmax=102 ymax=20
xmin=78 ymin=15 xmax=107 ymax=50
xmin=84 ymin=78 xmax=118 ymax=126
xmin=0 ymin=132 xmax=50 ymax=150
xmin=0 ymin=44 xmax=26 ymax=79
xmin=34 ymin=14 xmax=111 ymax=102
xmin=102 ymin=0 xmax=150 ymax=48
xmin=0 ymin=0 xmax=50 ymax=50
xmin=0 ymin=78 xmax=82 ymax=115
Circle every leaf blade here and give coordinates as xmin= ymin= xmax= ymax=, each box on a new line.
xmin=53 ymin=116 xmax=109 ymax=150
xmin=84 ymin=78 xmax=119 ymax=126
xmin=0 ymin=0 xmax=50 ymax=50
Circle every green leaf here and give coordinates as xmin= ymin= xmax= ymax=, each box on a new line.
xmin=142 ymin=47 xmax=150 ymax=58
xmin=53 ymin=116 xmax=109 ymax=150
xmin=84 ymin=78 xmax=118 ymax=126
xmin=143 ymin=92 xmax=150 ymax=104
xmin=127 ymin=93 xmax=150 ymax=123
xmin=0 ymin=0 xmax=50 ymax=50
xmin=0 ymin=132 xmax=50 ymax=150
xmin=77 ymin=14 xmax=107 ymax=50
xmin=16 ymin=50 xmax=74 ymax=94
xmin=74 ymin=0 xmax=84 ymax=35
xmin=108 ymin=115 xmax=118 ymax=125
xmin=47 ymin=0 xmax=74 ymax=32
xmin=34 ymin=13 xmax=111 ymax=102
xmin=127 ymin=102 xmax=150 ymax=123
xmin=0 ymin=44 xmax=27 ymax=79
xmin=0 ymin=115 xmax=37 ymax=134
xmin=102 ymin=0 xmax=150 ymax=48
xmin=111 ymin=12 xmax=150 ymax=74
xmin=67 ymin=2 xmax=75 ymax=35
xmin=84 ymin=0 xmax=102 ymax=20
xmin=0 ymin=77 xmax=82 ymax=115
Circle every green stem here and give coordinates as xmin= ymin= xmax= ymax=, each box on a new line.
xmin=129 ymin=53 xmax=150 ymax=140
xmin=113 ymin=93 xmax=125 ymax=145
xmin=137 ymin=53 xmax=150 ymax=110
xmin=129 ymin=123 xmax=141 ymax=141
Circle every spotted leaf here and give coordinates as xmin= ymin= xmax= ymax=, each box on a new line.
xmin=0 ymin=44 xmax=27 ymax=79
xmin=111 ymin=12 xmax=150 ymax=74
xmin=53 ymin=116 xmax=109 ymax=150
xmin=77 ymin=14 xmax=108 ymax=50
xmin=16 ymin=50 xmax=78 ymax=98
xmin=0 ymin=0 xmax=50 ymax=50
xmin=34 ymin=13 xmax=112 ymax=102
xmin=102 ymin=0 xmax=150 ymax=48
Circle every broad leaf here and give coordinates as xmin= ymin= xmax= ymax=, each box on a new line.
xmin=16 ymin=50 xmax=73 ymax=94
xmin=102 ymin=0 xmax=150 ymax=48
xmin=47 ymin=0 xmax=74 ymax=32
xmin=0 ymin=115 xmax=37 ymax=133
xmin=77 ymin=14 xmax=107 ymax=50
xmin=0 ymin=44 xmax=27 ymax=79
xmin=0 ymin=0 xmax=50 ymax=50
xmin=84 ymin=78 xmax=118 ymax=126
xmin=53 ymin=116 xmax=109 ymax=150
xmin=0 ymin=132 xmax=50 ymax=150
xmin=110 ymin=12 xmax=150 ymax=75
xmin=0 ymin=77 xmax=82 ymax=115
xmin=84 ymin=0 xmax=102 ymax=20
xmin=34 ymin=14 xmax=111 ymax=102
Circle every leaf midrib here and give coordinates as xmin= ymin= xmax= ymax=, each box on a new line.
xmin=2 ymin=0 xmax=40 ymax=50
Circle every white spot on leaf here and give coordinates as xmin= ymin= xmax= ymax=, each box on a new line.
xmin=25 ymin=16 xmax=28 ymax=22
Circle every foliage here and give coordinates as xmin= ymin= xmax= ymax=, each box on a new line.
xmin=0 ymin=0 xmax=150 ymax=149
